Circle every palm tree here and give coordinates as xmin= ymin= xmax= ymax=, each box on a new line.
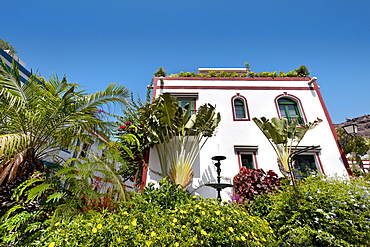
xmin=139 ymin=93 xmax=221 ymax=188
xmin=0 ymin=59 xmax=130 ymax=187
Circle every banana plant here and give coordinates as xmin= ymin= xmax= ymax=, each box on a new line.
xmin=139 ymin=93 xmax=221 ymax=188
xmin=253 ymin=116 xmax=322 ymax=176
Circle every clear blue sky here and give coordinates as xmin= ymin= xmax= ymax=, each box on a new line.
xmin=2 ymin=0 xmax=369 ymax=123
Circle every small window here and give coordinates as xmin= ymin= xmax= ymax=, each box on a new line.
xmin=278 ymin=97 xmax=304 ymax=124
xmin=234 ymin=99 xmax=246 ymax=119
xmin=80 ymin=143 xmax=90 ymax=158
xmin=240 ymin=154 xmax=254 ymax=169
xmin=231 ymin=94 xmax=250 ymax=121
xmin=177 ymin=98 xmax=196 ymax=115
xmin=234 ymin=145 xmax=258 ymax=169
xmin=292 ymin=155 xmax=317 ymax=180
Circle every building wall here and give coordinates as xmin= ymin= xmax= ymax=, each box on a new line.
xmin=145 ymin=76 xmax=349 ymax=200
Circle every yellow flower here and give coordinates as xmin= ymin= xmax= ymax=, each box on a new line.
xmin=54 ymin=222 xmax=60 ymax=227
xmin=182 ymin=225 xmax=186 ymax=228
xmin=92 ymin=228 xmax=97 ymax=233
xmin=241 ymin=236 xmax=246 ymax=241
xmin=193 ymin=236 xmax=197 ymax=241
xmin=173 ymin=218 xmax=178 ymax=223
xmin=97 ymin=224 xmax=103 ymax=229
xmin=174 ymin=243 xmax=179 ymax=247
xmin=228 ymin=227 xmax=234 ymax=232
xmin=123 ymin=225 xmax=129 ymax=229
xmin=150 ymin=232 xmax=156 ymax=237
xmin=214 ymin=210 xmax=221 ymax=215
xmin=48 ymin=242 xmax=56 ymax=247
xmin=192 ymin=196 xmax=197 ymax=198
xmin=200 ymin=230 xmax=207 ymax=235
xmin=117 ymin=238 xmax=121 ymax=242
xmin=201 ymin=211 xmax=205 ymax=215
xmin=122 ymin=211 xmax=128 ymax=215
xmin=146 ymin=241 xmax=152 ymax=246
xmin=195 ymin=219 xmax=200 ymax=223
xmin=131 ymin=219 xmax=137 ymax=226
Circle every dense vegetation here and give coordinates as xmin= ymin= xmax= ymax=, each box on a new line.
xmin=1 ymin=62 xmax=370 ymax=246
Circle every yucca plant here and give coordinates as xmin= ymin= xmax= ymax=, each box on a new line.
xmin=139 ymin=93 xmax=220 ymax=188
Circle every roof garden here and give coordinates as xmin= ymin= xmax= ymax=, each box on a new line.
xmin=155 ymin=64 xmax=311 ymax=78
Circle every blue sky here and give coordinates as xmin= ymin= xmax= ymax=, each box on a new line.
xmin=2 ymin=0 xmax=369 ymax=123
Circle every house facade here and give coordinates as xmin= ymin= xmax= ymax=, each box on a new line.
xmin=0 ymin=48 xmax=30 ymax=82
xmin=144 ymin=68 xmax=350 ymax=199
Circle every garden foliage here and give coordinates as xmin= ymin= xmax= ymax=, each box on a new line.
xmin=268 ymin=175 xmax=370 ymax=246
xmin=233 ymin=168 xmax=281 ymax=203
xmin=33 ymin=189 xmax=275 ymax=246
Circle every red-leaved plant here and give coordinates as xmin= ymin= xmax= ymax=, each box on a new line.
xmin=233 ymin=168 xmax=281 ymax=203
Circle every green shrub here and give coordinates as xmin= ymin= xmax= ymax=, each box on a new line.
xmin=268 ymin=175 xmax=370 ymax=246
xmin=141 ymin=178 xmax=193 ymax=209
xmin=33 ymin=195 xmax=276 ymax=246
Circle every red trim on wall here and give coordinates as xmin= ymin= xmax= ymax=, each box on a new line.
xmin=231 ymin=93 xmax=250 ymax=121
xmin=159 ymin=77 xmax=311 ymax=81
xmin=237 ymin=153 xmax=242 ymax=169
xmin=274 ymin=93 xmax=308 ymax=123
xmin=312 ymin=81 xmax=351 ymax=175
xmin=253 ymin=153 xmax=259 ymax=169
xmin=140 ymin=147 xmax=151 ymax=191
xmin=315 ymin=153 xmax=325 ymax=175
xmin=158 ymin=85 xmax=314 ymax=91
xmin=152 ymin=77 xmax=159 ymax=99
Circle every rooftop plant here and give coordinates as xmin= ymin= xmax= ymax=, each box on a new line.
xmin=167 ymin=64 xmax=310 ymax=78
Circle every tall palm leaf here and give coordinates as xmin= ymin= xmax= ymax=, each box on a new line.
xmin=253 ymin=116 xmax=322 ymax=175
xmin=140 ymin=93 xmax=221 ymax=188
xmin=0 ymin=60 xmax=130 ymax=186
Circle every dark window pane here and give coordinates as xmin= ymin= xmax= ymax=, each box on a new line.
xmin=293 ymin=155 xmax=317 ymax=180
xmin=234 ymin=99 xmax=246 ymax=119
xmin=241 ymin=154 xmax=254 ymax=169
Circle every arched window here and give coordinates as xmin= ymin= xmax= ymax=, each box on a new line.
xmin=234 ymin=99 xmax=246 ymax=119
xmin=231 ymin=94 xmax=250 ymax=121
xmin=277 ymin=97 xmax=304 ymax=124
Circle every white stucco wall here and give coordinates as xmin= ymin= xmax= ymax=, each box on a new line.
xmin=146 ymin=77 xmax=348 ymax=200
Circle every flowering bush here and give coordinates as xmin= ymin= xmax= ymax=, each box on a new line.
xmin=268 ymin=175 xmax=370 ymax=246
xmin=34 ymin=195 xmax=276 ymax=246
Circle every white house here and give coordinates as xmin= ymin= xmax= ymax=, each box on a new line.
xmin=144 ymin=68 xmax=350 ymax=199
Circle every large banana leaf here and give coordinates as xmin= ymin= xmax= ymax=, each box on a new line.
xmin=140 ymin=93 xmax=220 ymax=188
xmin=253 ymin=116 xmax=322 ymax=174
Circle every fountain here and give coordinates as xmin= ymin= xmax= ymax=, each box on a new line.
xmin=205 ymin=156 xmax=233 ymax=201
